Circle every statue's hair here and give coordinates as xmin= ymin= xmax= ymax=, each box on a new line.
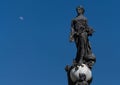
xmin=76 ymin=6 xmax=85 ymax=14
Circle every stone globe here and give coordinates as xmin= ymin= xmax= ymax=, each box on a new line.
xmin=70 ymin=64 xmax=92 ymax=82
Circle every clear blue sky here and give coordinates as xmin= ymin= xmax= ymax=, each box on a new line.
xmin=0 ymin=0 xmax=119 ymax=85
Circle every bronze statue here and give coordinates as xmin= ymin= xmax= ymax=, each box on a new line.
xmin=70 ymin=6 xmax=95 ymax=66
xmin=65 ymin=6 xmax=96 ymax=85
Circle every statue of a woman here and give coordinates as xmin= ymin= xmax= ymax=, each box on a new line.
xmin=70 ymin=6 xmax=95 ymax=66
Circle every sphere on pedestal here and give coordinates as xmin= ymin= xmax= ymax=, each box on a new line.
xmin=70 ymin=64 xmax=92 ymax=82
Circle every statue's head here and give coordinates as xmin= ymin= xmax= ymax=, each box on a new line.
xmin=76 ymin=6 xmax=85 ymax=15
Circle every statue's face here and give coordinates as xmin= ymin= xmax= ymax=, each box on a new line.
xmin=77 ymin=8 xmax=83 ymax=14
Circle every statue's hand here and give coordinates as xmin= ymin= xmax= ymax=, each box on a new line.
xmin=87 ymin=27 xmax=95 ymax=36
xmin=70 ymin=36 xmax=74 ymax=42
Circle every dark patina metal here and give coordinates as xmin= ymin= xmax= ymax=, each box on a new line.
xmin=65 ymin=6 xmax=96 ymax=85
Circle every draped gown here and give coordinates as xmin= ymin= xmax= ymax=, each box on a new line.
xmin=70 ymin=14 xmax=95 ymax=64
